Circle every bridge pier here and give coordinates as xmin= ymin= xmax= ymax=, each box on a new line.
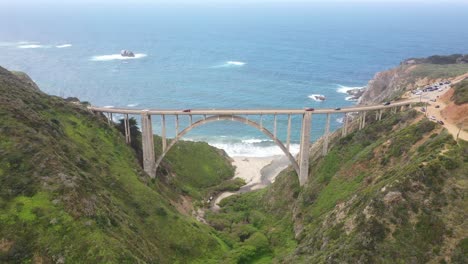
xmin=342 ymin=113 xmax=349 ymax=137
xmin=299 ymin=112 xmax=312 ymax=186
xmin=378 ymin=110 xmax=383 ymax=121
xmin=323 ymin=113 xmax=331 ymax=156
xmin=175 ymin=115 xmax=179 ymax=137
xmin=141 ymin=111 xmax=156 ymax=177
xmin=287 ymin=114 xmax=291 ymax=151
xmin=161 ymin=115 xmax=167 ymax=152
xmin=359 ymin=111 xmax=366 ymax=130
xmin=273 ymin=114 xmax=277 ymax=138
xmin=124 ymin=114 xmax=131 ymax=144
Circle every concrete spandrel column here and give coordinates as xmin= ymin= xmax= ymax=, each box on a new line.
xmin=361 ymin=111 xmax=366 ymax=129
xmin=161 ymin=115 xmax=167 ymax=152
xmin=298 ymin=112 xmax=312 ymax=186
xmin=124 ymin=114 xmax=131 ymax=144
xmin=141 ymin=111 xmax=156 ymax=177
xmin=323 ymin=113 xmax=331 ymax=156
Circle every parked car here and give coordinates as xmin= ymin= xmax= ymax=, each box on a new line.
xmin=421 ymin=107 xmax=426 ymax=112
xmin=430 ymin=99 xmax=436 ymax=102
xmin=437 ymin=120 xmax=444 ymax=125
xmin=383 ymin=102 xmax=391 ymax=106
xmin=435 ymin=105 xmax=440 ymax=108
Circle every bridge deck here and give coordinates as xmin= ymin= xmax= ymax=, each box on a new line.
xmin=88 ymin=101 xmax=414 ymax=115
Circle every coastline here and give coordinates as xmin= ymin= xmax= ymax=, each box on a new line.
xmin=212 ymin=155 xmax=289 ymax=210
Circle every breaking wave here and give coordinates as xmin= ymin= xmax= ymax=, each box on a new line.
xmin=56 ymin=44 xmax=72 ymax=48
xmin=213 ymin=61 xmax=247 ymax=68
xmin=186 ymin=136 xmax=299 ymax=157
xmin=308 ymin=94 xmax=326 ymax=102
xmin=90 ymin=53 xmax=147 ymax=61
xmin=336 ymin=84 xmax=365 ymax=94
xmin=18 ymin=44 xmax=46 ymax=49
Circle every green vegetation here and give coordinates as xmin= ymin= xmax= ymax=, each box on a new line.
xmin=205 ymin=169 xmax=300 ymax=263
xmin=409 ymin=63 xmax=468 ymax=79
xmin=451 ymin=79 xmax=468 ymax=105
xmin=1 ymin=65 xmax=466 ymax=263
xmin=153 ymin=135 xmax=236 ymax=200
xmin=406 ymin=54 xmax=468 ymax=65
xmin=208 ymin=110 xmax=467 ymax=263
xmin=0 ymin=67 xmax=234 ymax=263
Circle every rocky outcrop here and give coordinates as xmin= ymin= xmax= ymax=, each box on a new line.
xmin=120 ymin=50 xmax=135 ymax=57
xmin=359 ymin=56 xmax=468 ymax=105
xmin=11 ymin=71 xmax=41 ymax=92
xmin=359 ymin=66 xmax=410 ymax=105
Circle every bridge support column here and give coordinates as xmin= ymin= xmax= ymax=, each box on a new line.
xmin=273 ymin=114 xmax=277 ymax=139
xmin=342 ymin=113 xmax=349 ymax=137
xmin=124 ymin=114 xmax=131 ymax=144
xmin=175 ymin=115 xmax=179 ymax=137
xmin=323 ymin=113 xmax=330 ymax=156
xmin=141 ymin=111 xmax=156 ymax=177
xmin=161 ymin=115 xmax=167 ymax=152
xmin=378 ymin=110 xmax=383 ymax=121
xmin=360 ymin=111 xmax=366 ymax=130
xmin=287 ymin=114 xmax=291 ymax=151
xmin=299 ymin=112 xmax=312 ymax=186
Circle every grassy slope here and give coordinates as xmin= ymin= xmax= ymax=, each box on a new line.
xmin=451 ymin=79 xmax=468 ymax=105
xmin=211 ymin=110 xmax=467 ymax=263
xmin=0 ymin=67 xmax=233 ymax=263
xmin=153 ymin=135 xmax=238 ymax=201
xmin=409 ymin=64 xmax=468 ymax=80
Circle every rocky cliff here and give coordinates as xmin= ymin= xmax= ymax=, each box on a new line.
xmin=359 ymin=54 xmax=468 ymax=105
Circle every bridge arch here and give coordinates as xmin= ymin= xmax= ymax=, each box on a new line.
xmin=152 ymin=115 xmax=300 ymax=176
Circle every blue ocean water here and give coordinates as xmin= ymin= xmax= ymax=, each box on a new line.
xmin=1 ymin=3 xmax=467 ymax=156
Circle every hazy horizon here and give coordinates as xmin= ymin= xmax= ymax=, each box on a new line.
xmin=2 ymin=0 xmax=468 ymax=8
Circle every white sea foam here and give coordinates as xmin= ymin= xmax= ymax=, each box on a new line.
xmin=17 ymin=44 xmax=46 ymax=49
xmin=336 ymin=117 xmax=344 ymax=124
xmin=308 ymin=94 xmax=326 ymax=102
xmin=90 ymin=53 xmax=147 ymax=61
xmin=345 ymin=96 xmax=359 ymax=101
xmin=0 ymin=41 xmax=36 ymax=47
xmin=127 ymin=103 xmax=139 ymax=107
xmin=336 ymin=85 xmax=365 ymax=94
xmin=241 ymin=139 xmax=272 ymax=144
xmin=185 ymin=136 xmax=299 ymax=157
xmin=209 ymin=141 xmax=300 ymax=158
xmin=56 ymin=44 xmax=72 ymax=48
xmin=213 ymin=61 xmax=246 ymax=68
xmin=226 ymin=61 xmax=246 ymax=66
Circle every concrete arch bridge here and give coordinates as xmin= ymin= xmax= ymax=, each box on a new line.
xmin=89 ymin=102 xmax=412 ymax=185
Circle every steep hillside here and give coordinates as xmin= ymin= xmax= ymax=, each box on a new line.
xmin=0 ymin=66 xmax=235 ymax=263
xmin=212 ymin=109 xmax=467 ymax=263
xmin=359 ymin=55 xmax=468 ymax=105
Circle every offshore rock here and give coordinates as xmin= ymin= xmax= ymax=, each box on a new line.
xmin=120 ymin=50 xmax=135 ymax=57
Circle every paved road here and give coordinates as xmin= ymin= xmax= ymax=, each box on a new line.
xmin=88 ymin=101 xmax=414 ymax=115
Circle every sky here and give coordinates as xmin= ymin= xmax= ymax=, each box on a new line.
xmin=2 ymin=0 xmax=468 ymax=5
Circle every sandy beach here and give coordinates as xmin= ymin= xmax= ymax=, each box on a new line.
xmin=212 ymin=155 xmax=290 ymax=210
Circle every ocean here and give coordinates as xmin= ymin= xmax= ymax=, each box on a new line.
xmin=1 ymin=2 xmax=467 ymax=157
